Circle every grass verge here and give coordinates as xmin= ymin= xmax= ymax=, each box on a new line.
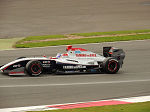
xmin=16 ymin=34 xmax=150 ymax=48
xmin=0 ymin=37 xmax=23 ymax=50
xmin=28 ymin=101 xmax=150 ymax=112
xmin=71 ymin=29 xmax=150 ymax=37
xmin=18 ymin=35 xmax=67 ymax=42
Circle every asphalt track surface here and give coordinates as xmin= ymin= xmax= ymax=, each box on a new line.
xmin=0 ymin=0 xmax=150 ymax=38
xmin=0 ymin=40 xmax=150 ymax=108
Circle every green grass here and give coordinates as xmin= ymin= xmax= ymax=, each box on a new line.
xmin=72 ymin=29 xmax=150 ymax=37
xmin=16 ymin=34 xmax=150 ymax=48
xmin=28 ymin=101 xmax=150 ymax=112
xmin=20 ymin=35 xmax=67 ymax=42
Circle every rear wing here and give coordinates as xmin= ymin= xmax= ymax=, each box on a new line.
xmin=103 ymin=47 xmax=125 ymax=66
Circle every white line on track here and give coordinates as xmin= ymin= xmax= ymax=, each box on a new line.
xmin=0 ymin=79 xmax=150 ymax=88
xmin=0 ymin=39 xmax=150 ymax=52
xmin=0 ymin=71 xmax=150 ymax=80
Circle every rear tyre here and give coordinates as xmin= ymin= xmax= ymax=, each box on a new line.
xmin=102 ymin=58 xmax=120 ymax=74
xmin=26 ymin=60 xmax=43 ymax=76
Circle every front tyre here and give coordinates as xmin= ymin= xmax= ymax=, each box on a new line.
xmin=102 ymin=58 xmax=120 ymax=74
xmin=26 ymin=60 xmax=43 ymax=76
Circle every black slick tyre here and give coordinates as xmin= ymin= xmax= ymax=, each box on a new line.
xmin=26 ymin=60 xmax=43 ymax=76
xmin=102 ymin=57 xmax=120 ymax=74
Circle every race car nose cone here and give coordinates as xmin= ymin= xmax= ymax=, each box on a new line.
xmin=0 ymin=67 xmax=3 ymax=72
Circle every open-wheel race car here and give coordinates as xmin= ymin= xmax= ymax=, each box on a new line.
xmin=0 ymin=46 xmax=125 ymax=76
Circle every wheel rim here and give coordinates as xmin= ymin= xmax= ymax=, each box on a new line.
xmin=108 ymin=60 xmax=118 ymax=72
xmin=31 ymin=64 xmax=41 ymax=74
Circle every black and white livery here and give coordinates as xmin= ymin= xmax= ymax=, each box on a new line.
xmin=0 ymin=46 xmax=125 ymax=76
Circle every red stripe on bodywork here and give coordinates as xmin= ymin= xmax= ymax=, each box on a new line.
xmin=2 ymin=66 xmax=10 ymax=71
xmin=71 ymin=48 xmax=87 ymax=51
xmin=9 ymin=72 xmax=24 ymax=74
xmin=48 ymin=100 xmax=131 ymax=109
